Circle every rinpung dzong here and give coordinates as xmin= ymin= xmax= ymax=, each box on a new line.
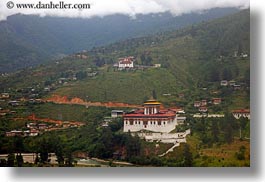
xmin=123 ymin=99 xmax=180 ymax=133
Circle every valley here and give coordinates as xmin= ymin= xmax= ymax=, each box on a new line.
xmin=0 ymin=9 xmax=250 ymax=167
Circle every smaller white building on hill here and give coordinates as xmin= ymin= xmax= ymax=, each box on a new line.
xmin=118 ymin=56 xmax=134 ymax=69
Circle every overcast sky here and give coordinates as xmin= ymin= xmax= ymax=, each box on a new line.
xmin=0 ymin=0 xmax=249 ymax=21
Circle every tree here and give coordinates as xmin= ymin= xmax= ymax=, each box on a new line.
xmin=244 ymin=68 xmax=250 ymax=86
xmin=238 ymin=117 xmax=248 ymax=139
xmin=224 ymin=123 xmax=233 ymax=144
xmin=125 ymin=134 xmax=141 ymax=158
xmin=55 ymin=144 xmax=64 ymax=166
xmin=109 ymin=119 xmax=123 ymax=132
xmin=14 ymin=137 xmax=24 ymax=154
xmin=152 ymin=90 xmax=157 ymax=99
xmin=140 ymin=54 xmax=146 ymax=65
xmin=7 ymin=153 xmax=15 ymax=167
xmin=206 ymin=65 xmax=220 ymax=82
xmin=0 ymin=159 xmax=7 ymax=167
xmin=65 ymin=149 xmax=73 ymax=167
xmin=34 ymin=153 xmax=40 ymax=164
xmin=76 ymin=71 xmax=87 ymax=80
xmin=211 ymin=121 xmax=219 ymax=143
xmin=146 ymin=56 xmax=153 ymax=66
xmin=222 ymin=68 xmax=232 ymax=80
xmin=95 ymin=128 xmax=114 ymax=158
xmin=182 ymin=144 xmax=193 ymax=167
xmin=16 ymin=154 xmax=24 ymax=167
xmin=235 ymin=146 xmax=246 ymax=160
xmin=48 ymin=136 xmax=65 ymax=166
xmin=38 ymin=138 xmax=49 ymax=163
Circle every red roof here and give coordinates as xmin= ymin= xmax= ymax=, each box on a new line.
xmin=119 ymin=57 xmax=134 ymax=64
xmin=232 ymin=109 xmax=250 ymax=113
xmin=124 ymin=113 xmax=176 ymax=118
xmin=124 ymin=109 xmax=176 ymax=118
xmin=119 ymin=60 xmax=133 ymax=64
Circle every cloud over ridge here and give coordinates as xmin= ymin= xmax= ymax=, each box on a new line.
xmin=0 ymin=0 xmax=249 ymax=20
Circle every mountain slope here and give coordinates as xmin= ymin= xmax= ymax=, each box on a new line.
xmin=0 ymin=8 xmax=240 ymax=73
xmin=0 ymin=9 xmax=249 ymax=109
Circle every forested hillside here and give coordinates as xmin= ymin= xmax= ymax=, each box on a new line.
xmin=0 ymin=8 xmax=250 ymax=167
xmin=0 ymin=8 xmax=239 ymax=72
xmin=0 ymin=9 xmax=250 ymax=110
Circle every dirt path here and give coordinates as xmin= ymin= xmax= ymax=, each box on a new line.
xmin=45 ymin=95 xmax=141 ymax=108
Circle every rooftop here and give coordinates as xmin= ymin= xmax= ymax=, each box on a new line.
xmin=144 ymin=99 xmax=161 ymax=105
xmin=232 ymin=109 xmax=250 ymax=113
xmin=124 ymin=108 xmax=176 ymax=118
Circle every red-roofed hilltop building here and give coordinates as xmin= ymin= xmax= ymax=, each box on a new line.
xmin=118 ymin=56 xmax=134 ymax=69
xmin=123 ymin=99 xmax=179 ymax=133
xmin=232 ymin=109 xmax=250 ymax=119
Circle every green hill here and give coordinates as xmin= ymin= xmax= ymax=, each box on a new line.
xmin=0 ymin=9 xmax=249 ymax=110
xmin=0 ymin=8 xmax=240 ymax=73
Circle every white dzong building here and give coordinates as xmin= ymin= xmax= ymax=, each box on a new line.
xmin=123 ymin=99 xmax=178 ymax=133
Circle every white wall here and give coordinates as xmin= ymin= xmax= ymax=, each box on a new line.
xmin=123 ymin=116 xmax=178 ymax=133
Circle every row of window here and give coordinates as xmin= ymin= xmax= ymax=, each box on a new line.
xmin=124 ymin=120 xmax=169 ymax=125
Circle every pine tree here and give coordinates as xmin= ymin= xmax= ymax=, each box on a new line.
xmin=211 ymin=121 xmax=219 ymax=143
xmin=182 ymin=144 xmax=193 ymax=167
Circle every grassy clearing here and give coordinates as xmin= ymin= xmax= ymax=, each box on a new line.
xmin=26 ymin=103 xmax=112 ymax=123
xmin=52 ymin=68 xmax=179 ymax=104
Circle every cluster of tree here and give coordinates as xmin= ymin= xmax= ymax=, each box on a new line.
xmin=0 ymin=153 xmax=24 ymax=167
xmin=140 ymin=54 xmax=153 ymax=66
xmin=190 ymin=113 xmax=249 ymax=147
xmin=128 ymin=143 xmax=193 ymax=167
xmin=234 ymin=145 xmax=247 ymax=160
xmin=92 ymin=57 xmax=114 ymax=67
xmin=75 ymin=71 xmax=87 ymax=80
xmin=203 ymin=61 xmax=240 ymax=83
xmin=196 ymin=9 xmax=249 ymax=59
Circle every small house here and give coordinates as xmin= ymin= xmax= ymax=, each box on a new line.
xmin=44 ymin=87 xmax=51 ymax=92
xmin=38 ymin=123 xmax=47 ymax=130
xmin=201 ymin=100 xmax=207 ymax=106
xmin=194 ymin=101 xmax=201 ymax=107
xmin=5 ymin=130 xmax=23 ymax=137
xmin=199 ymin=106 xmax=208 ymax=113
xmin=27 ymin=122 xmax=37 ymax=129
xmin=212 ymin=98 xmax=222 ymax=105
xmin=240 ymin=53 xmax=248 ymax=58
xmin=177 ymin=116 xmax=186 ymax=125
xmin=220 ymin=80 xmax=228 ymax=86
xmin=1 ymin=93 xmax=10 ymax=99
xmin=154 ymin=64 xmax=161 ymax=68
xmin=233 ymin=85 xmax=241 ymax=90
xmin=29 ymin=129 xmax=39 ymax=136
xmin=111 ymin=110 xmax=124 ymax=118
xmin=118 ymin=57 xmax=134 ymax=69
xmin=178 ymin=93 xmax=185 ymax=98
xmin=87 ymin=72 xmax=98 ymax=77
xmin=8 ymin=101 xmax=20 ymax=106
xmin=232 ymin=109 xmax=250 ymax=119
xmin=229 ymin=80 xmax=236 ymax=86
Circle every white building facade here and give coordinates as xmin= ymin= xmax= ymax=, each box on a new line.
xmin=232 ymin=109 xmax=250 ymax=119
xmin=118 ymin=57 xmax=134 ymax=69
xmin=123 ymin=99 xmax=178 ymax=133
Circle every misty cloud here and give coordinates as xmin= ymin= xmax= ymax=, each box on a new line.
xmin=0 ymin=0 xmax=249 ymax=21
